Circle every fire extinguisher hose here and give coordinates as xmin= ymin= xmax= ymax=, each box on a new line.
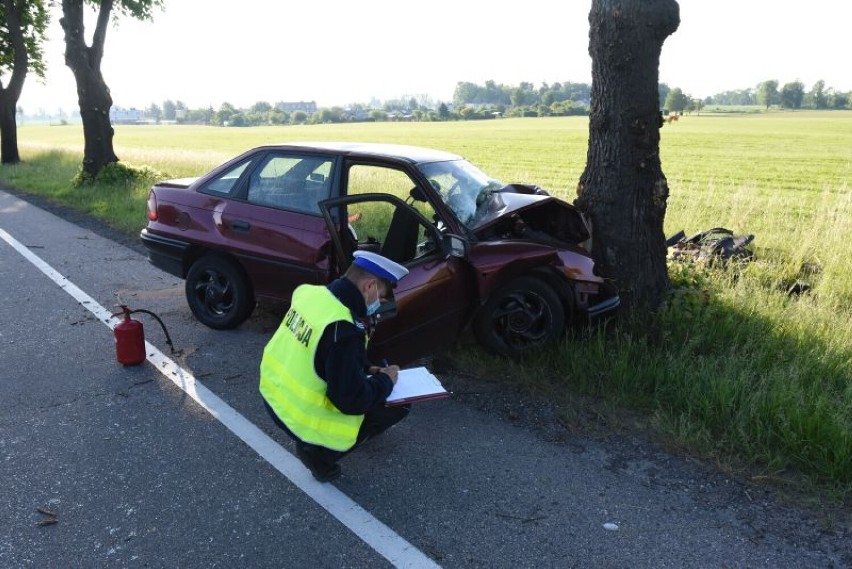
xmin=129 ymin=309 xmax=176 ymax=354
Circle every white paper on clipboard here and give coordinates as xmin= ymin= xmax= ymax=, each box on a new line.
xmin=385 ymin=366 xmax=449 ymax=405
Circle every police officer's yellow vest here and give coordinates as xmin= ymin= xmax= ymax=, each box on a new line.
xmin=259 ymin=285 xmax=365 ymax=451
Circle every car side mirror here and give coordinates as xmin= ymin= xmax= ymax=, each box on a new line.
xmin=443 ymin=234 xmax=468 ymax=258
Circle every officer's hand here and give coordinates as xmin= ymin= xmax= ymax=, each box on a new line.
xmin=382 ymin=365 xmax=400 ymax=384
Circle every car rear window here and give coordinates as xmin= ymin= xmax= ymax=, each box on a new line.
xmin=247 ymin=155 xmax=334 ymax=214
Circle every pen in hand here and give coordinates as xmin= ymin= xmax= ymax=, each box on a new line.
xmin=379 ymin=358 xmax=399 ymax=384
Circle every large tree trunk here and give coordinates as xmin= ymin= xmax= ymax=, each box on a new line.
xmin=0 ymin=96 xmax=21 ymax=163
xmin=60 ymin=0 xmax=118 ymax=180
xmin=576 ymin=0 xmax=679 ymax=313
xmin=71 ymin=68 xmax=118 ymax=178
xmin=0 ymin=0 xmax=29 ymax=165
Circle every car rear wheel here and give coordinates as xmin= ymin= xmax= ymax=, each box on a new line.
xmin=473 ymin=276 xmax=565 ymax=357
xmin=185 ymin=255 xmax=254 ymax=329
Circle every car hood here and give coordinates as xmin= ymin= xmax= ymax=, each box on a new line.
xmin=470 ymin=191 xmax=591 ymax=246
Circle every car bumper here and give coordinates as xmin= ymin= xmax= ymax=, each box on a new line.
xmin=139 ymin=228 xmax=189 ymax=278
xmin=583 ymin=279 xmax=621 ymax=320
xmin=587 ymin=295 xmax=620 ymax=319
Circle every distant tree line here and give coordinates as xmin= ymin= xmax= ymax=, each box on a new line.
xmin=145 ymin=78 xmax=849 ymax=128
xmin=126 ymin=80 xmax=593 ymax=127
xmin=82 ymin=77 xmax=852 ymax=129
xmin=660 ymin=79 xmax=850 ymax=114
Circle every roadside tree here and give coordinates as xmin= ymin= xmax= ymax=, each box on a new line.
xmin=576 ymin=0 xmax=679 ymax=312
xmin=0 ymin=0 xmax=48 ymax=164
xmin=60 ymin=0 xmax=163 ymax=180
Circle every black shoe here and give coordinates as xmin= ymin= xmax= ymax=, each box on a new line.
xmin=296 ymin=445 xmax=341 ymax=482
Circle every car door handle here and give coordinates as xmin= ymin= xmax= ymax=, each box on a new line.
xmin=232 ymin=220 xmax=251 ymax=232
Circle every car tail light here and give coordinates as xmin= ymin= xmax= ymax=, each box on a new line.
xmin=146 ymin=191 xmax=158 ymax=221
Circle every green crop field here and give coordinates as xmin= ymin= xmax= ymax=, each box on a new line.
xmin=3 ymin=111 xmax=851 ymax=500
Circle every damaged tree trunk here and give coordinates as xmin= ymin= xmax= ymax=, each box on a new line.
xmin=576 ymin=0 xmax=680 ymax=313
xmin=60 ymin=0 xmax=118 ymax=180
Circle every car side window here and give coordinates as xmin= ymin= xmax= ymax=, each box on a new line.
xmin=247 ymin=155 xmax=334 ymax=213
xmin=345 ymin=165 xmax=442 ymax=264
xmin=202 ymin=161 xmax=251 ymax=195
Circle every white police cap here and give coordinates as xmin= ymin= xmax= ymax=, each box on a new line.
xmin=351 ymin=251 xmax=409 ymax=287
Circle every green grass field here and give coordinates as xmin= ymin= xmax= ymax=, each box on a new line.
xmin=3 ymin=111 xmax=851 ymax=501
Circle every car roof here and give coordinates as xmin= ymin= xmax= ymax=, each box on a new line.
xmin=258 ymin=141 xmax=463 ymax=165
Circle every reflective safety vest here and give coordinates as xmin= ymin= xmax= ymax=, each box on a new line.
xmin=259 ymin=285 xmax=365 ymax=451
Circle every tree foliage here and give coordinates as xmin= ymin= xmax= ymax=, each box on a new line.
xmin=162 ymin=99 xmax=175 ymax=120
xmin=756 ymin=80 xmax=779 ymax=109
xmin=453 ymin=79 xmax=591 ymax=109
xmin=780 ymin=81 xmax=805 ymax=109
xmin=663 ymin=87 xmax=689 ymax=113
xmin=807 ymin=80 xmax=827 ymax=109
xmin=0 ymin=0 xmax=48 ymax=79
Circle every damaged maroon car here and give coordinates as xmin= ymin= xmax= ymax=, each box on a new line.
xmin=140 ymin=142 xmax=619 ymax=362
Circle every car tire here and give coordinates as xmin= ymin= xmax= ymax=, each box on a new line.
xmin=473 ymin=276 xmax=565 ymax=357
xmin=185 ymin=255 xmax=255 ymax=329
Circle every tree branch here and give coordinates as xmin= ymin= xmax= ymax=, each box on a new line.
xmin=61 ymin=0 xmax=86 ymax=69
xmin=91 ymin=0 xmax=114 ymax=67
xmin=2 ymin=0 xmax=30 ymax=99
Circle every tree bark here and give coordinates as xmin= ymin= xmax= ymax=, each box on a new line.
xmin=61 ymin=0 xmax=118 ymax=179
xmin=576 ymin=0 xmax=679 ymax=313
xmin=0 ymin=97 xmax=20 ymax=163
xmin=0 ymin=0 xmax=29 ymax=164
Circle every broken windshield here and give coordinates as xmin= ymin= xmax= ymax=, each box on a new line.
xmin=418 ymin=159 xmax=504 ymax=227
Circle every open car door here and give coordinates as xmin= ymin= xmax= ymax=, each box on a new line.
xmin=319 ymin=193 xmax=471 ymax=365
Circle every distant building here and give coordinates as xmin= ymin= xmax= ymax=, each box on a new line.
xmin=110 ymin=106 xmax=145 ymax=124
xmin=275 ymin=101 xmax=317 ymax=113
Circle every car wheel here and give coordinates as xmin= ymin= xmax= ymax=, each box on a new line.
xmin=473 ymin=276 xmax=565 ymax=357
xmin=185 ymin=255 xmax=254 ymax=329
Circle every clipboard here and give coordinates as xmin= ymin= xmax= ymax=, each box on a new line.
xmin=385 ymin=366 xmax=450 ymax=406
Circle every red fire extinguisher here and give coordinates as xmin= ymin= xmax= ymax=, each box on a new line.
xmin=112 ymin=305 xmax=175 ymax=366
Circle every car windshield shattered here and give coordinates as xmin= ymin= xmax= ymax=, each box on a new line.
xmin=418 ymin=159 xmax=505 ymax=227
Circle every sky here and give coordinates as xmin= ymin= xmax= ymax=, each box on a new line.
xmin=12 ymin=0 xmax=852 ymax=114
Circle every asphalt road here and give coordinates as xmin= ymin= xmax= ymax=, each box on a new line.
xmin=1 ymin=188 xmax=848 ymax=568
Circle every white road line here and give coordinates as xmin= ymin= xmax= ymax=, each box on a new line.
xmin=0 ymin=225 xmax=440 ymax=569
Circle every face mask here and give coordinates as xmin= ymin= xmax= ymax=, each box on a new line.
xmin=366 ymin=284 xmax=381 ymax=316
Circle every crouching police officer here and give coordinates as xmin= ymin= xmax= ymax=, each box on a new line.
xmin=260 ymin=251 xmax=410 ymax=482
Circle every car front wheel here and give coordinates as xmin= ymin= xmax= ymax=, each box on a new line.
xmin=473 ymin=276 xmax=565 ymax=357
xmin=185 ymin=255 xmax=254 ymax=329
